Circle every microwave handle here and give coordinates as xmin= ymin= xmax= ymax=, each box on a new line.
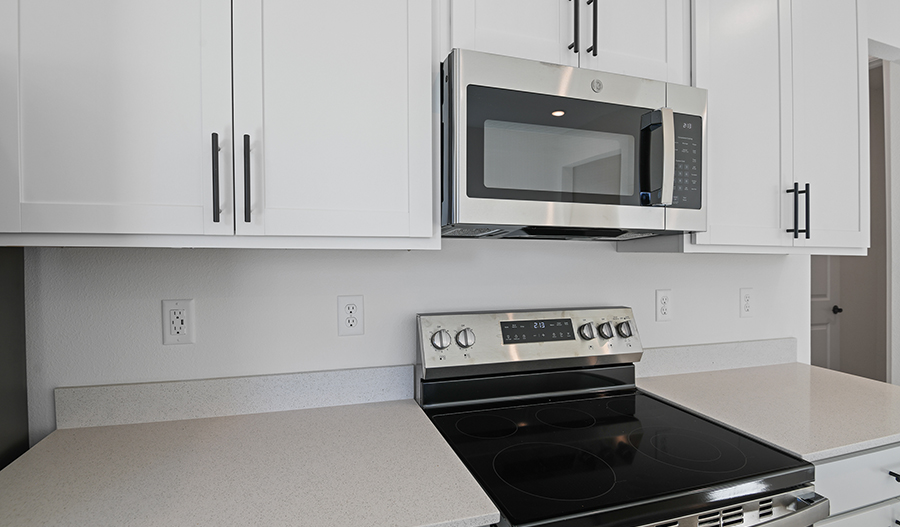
xmin=660 ymin=108 xmax=674 ymax=206
xmin=639 ymin=108 xmax=675 ymax=206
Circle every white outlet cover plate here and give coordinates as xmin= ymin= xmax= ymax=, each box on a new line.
xmin=656 ymin=289 xmax=672 ymax=322
xmin=740 ymin=288 xmax=753 ymax=318
xmin=162 ymin=299 xmax=195 ymax=345
xmin=337 ymin=295 xmax=364 ymax=336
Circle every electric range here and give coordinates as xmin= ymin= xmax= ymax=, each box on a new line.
xmin=415 ymin=307 xmax=829 ymax=527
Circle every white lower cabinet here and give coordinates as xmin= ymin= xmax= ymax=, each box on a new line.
xmin=814 ymin=443 xmax=900 ymax=524
xmin=816 ymin=498 xmax=900 ymax=526
xmin=0 ymin=0 xmax=437 ymax=249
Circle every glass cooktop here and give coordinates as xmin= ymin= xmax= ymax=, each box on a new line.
xmin=428 ymin=391 xmax=810 ymax=526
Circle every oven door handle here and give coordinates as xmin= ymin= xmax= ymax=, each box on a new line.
xmin=761 ymin=493 xmax=829 ymax=527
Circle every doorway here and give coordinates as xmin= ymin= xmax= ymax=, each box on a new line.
xmin=810 ymin=62 xmax=890 ymax=383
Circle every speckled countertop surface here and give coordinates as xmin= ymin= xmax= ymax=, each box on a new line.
xmin=637 ymin=363 xmax=900 ymax=462
xmin=0 ymin=399 xmax=499 ymax=527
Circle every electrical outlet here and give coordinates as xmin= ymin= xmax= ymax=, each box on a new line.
xmin=656 ymin=289 xmax=673 ymax=322
xmin=740 ymin=288 xmax=754 ymax=318
xmin=162 ymin=299 xmax=195 ymax=345
xmin=338 ymin=295 xmax=365 ymax=336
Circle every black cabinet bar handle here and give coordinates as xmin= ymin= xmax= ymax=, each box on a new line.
xmin=586 ymin=0 xmax=597 ymax=56
xmin=568 ymin=0 xmax=579 ymax=53
xmin=785 ymin=183 xmax=808 ymax=239
xmin=804 ymin=183 xmax=810 ymax=239
xmin=243 ymin=134 xmax=251 ymax=223
xmin=889 ymin=470 xmax=900 ymax=482
xmin=211 ymin=133 xmax=220 ymax=223
xmin=786 ymin=183 xmax=799 ymax=238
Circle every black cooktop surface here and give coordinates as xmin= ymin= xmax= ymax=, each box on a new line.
xmin=428 ymin=390 xmax=810 ymax=526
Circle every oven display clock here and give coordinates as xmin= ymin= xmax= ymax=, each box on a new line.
xmin=500 ymin=319 xmax=575 ymax=345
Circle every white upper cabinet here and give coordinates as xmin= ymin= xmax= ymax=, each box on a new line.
xmin=232 ymin=0 xmax=433 ymax=239
xmin=447 ymin=0 xmax=689 ymax=84
xmin=789 ymin=0 xmax=868 ymax=250
xmin=691 ymin=0 xmax=791 ymax=248
xmin=689 ymin=0 xmax=868 ymax=254
xmin=4 ymin=0 xmax=233 ymax=236
xmin=0 ymin=0 xmax=437 ymax=248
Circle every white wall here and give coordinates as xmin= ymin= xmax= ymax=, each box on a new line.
xmin=24 ymin=241 xmax=811 ymax=443
xmin=867 ymin=0 xmax=900 ymax=56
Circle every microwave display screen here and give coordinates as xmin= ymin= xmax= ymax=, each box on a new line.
xmin=500 ymin=319 xmax=575 ymax=345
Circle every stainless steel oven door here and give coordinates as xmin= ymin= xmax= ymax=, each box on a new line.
xmin=444 ymin=49 xmax=705 ymax=233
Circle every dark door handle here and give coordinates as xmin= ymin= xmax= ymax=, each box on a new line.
xmin=211 ymin=133 xmax=221 ymax=223
xmin=243 ymin=134 xmax=251 ymax=223
xmin=889 ymin=470 xmax=900 ymax=482
xmin=832 ymin=305 xmax=843 ymax=315
xmin=804 ymin=182 xmax=810 ymax=239
xmin=786 ymin=183 xmax=809 ymax=239
xmin=586 ymin=0 xmax=597 ymax=55
xmin=567 ymin=0 xmax=579 ymax=53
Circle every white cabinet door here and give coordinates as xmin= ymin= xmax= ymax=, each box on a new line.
xmin=578 ymin=0 xmax=689 ymax=84
xmin=790 ymin=0 xmax=868 ymax=250
xmin=447 ymin=0 xmax=687 ymax=83
xmin=690 ymin=0 xmax=867 ymax=254
xmin=9 ymin=0 xmax=233 ymax=235
xmin=448 ymin=0 xmax=577 ymax=67
xmin=816 ymin=498 xmax=900 ymax=526
xmin=691 ymin=0 xmax=792 ymax=248
xmin=233 ymin=0 xmax=433 ymax=238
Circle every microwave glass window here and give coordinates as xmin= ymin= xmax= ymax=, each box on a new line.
xmin=466 ymin=85 xmax=657 ymax=206
xmin=483 ymin=121 xmax=635 ymax=197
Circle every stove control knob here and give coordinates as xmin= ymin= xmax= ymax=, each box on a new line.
xmin=431 ymin=330 xmax=452 ymax=350
xmin=578 ymin=323 xmax=596 ymax=340
xmin=598 ymin=322 xmax=615 ymax=340
xmin=456 ymin=328 xmax=476 ymax=348
xmin=616 ymin=321 xmax=633 ymax=339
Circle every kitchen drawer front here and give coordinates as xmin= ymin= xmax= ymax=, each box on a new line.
xmin=814 ymin=443 xmax=900 ymax=516
xmin=815 ymin=497 xmax=900 ymax=526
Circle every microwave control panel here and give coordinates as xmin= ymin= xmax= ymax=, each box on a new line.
xmin=671 ymin=113 xmax=703 ymax=210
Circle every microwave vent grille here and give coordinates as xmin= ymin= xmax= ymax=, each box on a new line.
xmin=441 ymin=227 xmax=507 ymax=238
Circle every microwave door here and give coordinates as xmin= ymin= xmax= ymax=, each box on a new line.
xmin=639 ymin=108 xmax=675 ymax=206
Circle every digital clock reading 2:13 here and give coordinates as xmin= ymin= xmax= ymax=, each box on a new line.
xmin=500 ymin=319 xmax=575 ymax=345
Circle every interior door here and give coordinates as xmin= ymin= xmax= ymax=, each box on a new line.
xmin=14 ymin=0 xmax=233 ymax=235
xmin=811 ymin=255 xmax=841 ymax=370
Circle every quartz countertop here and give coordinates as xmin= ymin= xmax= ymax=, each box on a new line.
xmin=637 ymin=363 xmax=900 ymax=462
xmin=0 ymin=399 xmax=500 ymax=527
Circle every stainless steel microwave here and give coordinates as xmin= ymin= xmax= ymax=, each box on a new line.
xmin=441 ymin=49 xmax=707 ymax=241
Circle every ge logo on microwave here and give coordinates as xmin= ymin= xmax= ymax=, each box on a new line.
xmin=591 ymin=79 xmax=604 ymax=93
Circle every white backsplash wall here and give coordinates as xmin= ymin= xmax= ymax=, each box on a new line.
xmin=24 ymin=240 xmax=811 ymax=443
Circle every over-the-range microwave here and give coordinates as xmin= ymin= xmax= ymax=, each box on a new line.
xmin=441 ymin=49 xmax=707 ymax=241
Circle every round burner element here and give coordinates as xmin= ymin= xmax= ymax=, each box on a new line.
xmin=535 ymin=407 xmax=596 ymax=429
xmin=456 ymin=414 xmax=518 ymax=439
xmin=494 ymin=443 xmax=616 ymax=501
xmin=628 ymin=427 xmax=747 ymax=473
